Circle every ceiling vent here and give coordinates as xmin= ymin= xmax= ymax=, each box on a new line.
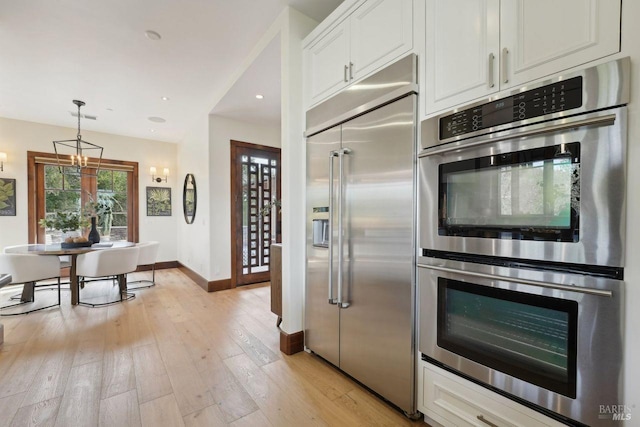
xmin=70 ymin=111 xmax=97 ymax=120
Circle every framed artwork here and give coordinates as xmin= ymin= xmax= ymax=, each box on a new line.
xmin=0 ymin=178 xmax=16 ymax=216
xmin=146 ymin=187 xmax=172 ymax=216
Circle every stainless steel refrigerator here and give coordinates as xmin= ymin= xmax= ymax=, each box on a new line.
xmin=305 ymin=55 xmax=417 ymax=415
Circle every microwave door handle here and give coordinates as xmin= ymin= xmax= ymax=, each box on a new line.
xmin=417 ymin=264 xmax=613 ymax=297
xmin=418 ymin=114 xmax=617 ymax=158
xmin=328 ymin=151 xmax=338 ymax=304
xmin=338 ymin=148 xmax=351 ymax=308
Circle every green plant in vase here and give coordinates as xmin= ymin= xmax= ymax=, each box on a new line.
xmin=84 ymin=193 xmax=118 ymax=238
xmin=39 ymin=211 xmax=90 ymax=244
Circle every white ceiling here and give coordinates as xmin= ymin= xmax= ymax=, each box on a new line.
xmin=210 ymin=35 xmax=282 ymax=127
xmin=0 ymin=0 xmax=343 ymax=143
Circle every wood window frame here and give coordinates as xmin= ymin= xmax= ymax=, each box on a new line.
xmin=27 ymin=151 xmax=139 ymax=243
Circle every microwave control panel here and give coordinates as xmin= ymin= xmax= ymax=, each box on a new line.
xmin=440 ymin=76 xmax=583 ymax=140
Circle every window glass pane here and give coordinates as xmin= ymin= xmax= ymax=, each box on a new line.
xmin=64 ymin=171 xmax=81 ymax=190
xmin=113 ymin=193 xmax=127 ymax=211
xmin=45 ymin=190 xmax=81 ymax=213
xmin=113 ymin=171 xmax=127 ymax=192
xmin=44 ymin=166 xmax=63 ymax=189
xmin=43 ymin=166 xmax=82 ymax=243
xmin=97 ymin=170 xmax=113 ymax=191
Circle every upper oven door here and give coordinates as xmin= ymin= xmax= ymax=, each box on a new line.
xmin=419 ymin=107 xmax=627 ymax=268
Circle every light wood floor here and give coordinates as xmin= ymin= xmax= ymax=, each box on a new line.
xmin=0 ymin=269 xmax=424 ymax=427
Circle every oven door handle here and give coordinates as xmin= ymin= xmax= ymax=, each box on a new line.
xmin=418 ymin=113 xmax=616 ymax=158
xmin=417 ymin=264 xmax=613 ymax=297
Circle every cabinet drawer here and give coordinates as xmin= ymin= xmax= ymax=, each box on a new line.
xmin=420 ymin=362 xmax=564 ymax=427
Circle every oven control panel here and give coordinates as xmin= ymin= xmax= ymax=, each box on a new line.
xmin=440 ymin=76 xmax=583 ymax=140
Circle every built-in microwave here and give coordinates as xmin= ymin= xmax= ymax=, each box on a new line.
xmin=419 ymin=58 xmax=630 ymax=271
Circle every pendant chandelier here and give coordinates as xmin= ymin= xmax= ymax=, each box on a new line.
xmin=53 ymin=100 xmax=103 ymax=176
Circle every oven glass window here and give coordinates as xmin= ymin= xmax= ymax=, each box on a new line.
xmin=439 ymin=143 xmax=580 ymax=241
xmin=437 ymin=278 xmax=578 ymax=397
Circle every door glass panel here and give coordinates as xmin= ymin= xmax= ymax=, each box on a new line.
xmin=437 ymin=277 xmax=578 ymax=397
xmin=240 ymin=155 xmax=278 ymax=277
xmin=439 ymin=142 xmax=580 ymax=241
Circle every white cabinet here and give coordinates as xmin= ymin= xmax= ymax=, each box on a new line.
xmin=424 ymin=0 xmax=621 ymax=116
xmin=424 ymin=0 xmax=500 ymax=116
xmin=418 ymin=361 xmax=565 ymax=427
xmin=306 ymin=21 xmax=351 ymax=105
xmin=305 ymin=0 xmax=413 ymax=108
xmin=350 ymin=0 xmax=413 ymax=81
xmin=501 ymin=0 xmax=621 ymax=88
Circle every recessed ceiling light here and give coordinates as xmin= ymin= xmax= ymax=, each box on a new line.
xmin=106 ymin=108 xmax=114 ymax=111
xmin=255 ymin=94 xmax=264 ymax=100
xmin=161 ymin=96 xmax=169 ymax=101
xmin=148 ymin=116 xmax=166 ymax=123
xmin=150 ymin=129 xmax=155 ymax=133
xmin=145 ymin=30 xmax=162 ymax=41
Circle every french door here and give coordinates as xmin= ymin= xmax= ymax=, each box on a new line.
xmin=230 ymin=141 xmax=281 ymax=286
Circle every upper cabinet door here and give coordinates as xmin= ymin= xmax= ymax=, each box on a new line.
xmin=500 ymin=0 xmax=621 ymax=88
xmin=424 ymin=0 xmax=500 ymax=115
xmin=349 ymin=0 xmax=413 ymax=81
xmin=306 ymin=20 xmax=351 ymax=107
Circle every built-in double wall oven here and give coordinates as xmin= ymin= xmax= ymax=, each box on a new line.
xmin=418 ymin=58 xmax=629 ymax=426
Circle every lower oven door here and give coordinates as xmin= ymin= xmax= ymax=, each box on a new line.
xmin=418 ymin=258 xmax=624 ymax=426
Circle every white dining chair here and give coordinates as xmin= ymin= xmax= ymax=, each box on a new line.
xmin=4 ymin=244 xmax=71 ymax=285
xmin=128 ymin=241 xmax=160 ymax=290
xmin=0 ymin=253 xmax=61 ymax=315
xmin=75 ymin=246 xmax=140 ymax=307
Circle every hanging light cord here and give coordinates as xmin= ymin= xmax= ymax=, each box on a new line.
xmin=76 ymin=102 xmax=82 ymax=155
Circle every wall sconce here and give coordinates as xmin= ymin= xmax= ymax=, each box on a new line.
xmin=0 ymin=152 xmax=6 ymax=172
xmin=150 ymin=166 xmax=169 ymax=183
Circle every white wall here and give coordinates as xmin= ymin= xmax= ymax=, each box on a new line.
xmin=280 ymin=8 xmax=318 ymax=334
xmin=176 ymin=114 xmax=211 ymax=278
xmin=0 ymin=116 xmax=178 ymax=262
xmin=208 ymin=115 xmax=280 ymax=282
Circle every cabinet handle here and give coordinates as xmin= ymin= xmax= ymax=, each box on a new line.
xmin=349 ymin=62 xmax=354 ymax=80
xmin=344 ymin=65 xmax=348 ymax=83
xmin=501 ymin=47 xmax=509 ymax=84
xmin=477 ymin=415 xmax=499 ymax=427
xmin=488 ymin=53 xmax=495 ymax=88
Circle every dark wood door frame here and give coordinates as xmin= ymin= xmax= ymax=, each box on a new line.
xmin=230 ymin=140 xmax=281 ymax=288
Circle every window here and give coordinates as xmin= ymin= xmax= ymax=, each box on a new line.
xmin=28 ymin=151 xmax=139 ymax=243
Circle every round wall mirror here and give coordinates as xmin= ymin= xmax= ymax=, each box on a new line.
xmin=183 ymin=174 xmax=197 ymax=224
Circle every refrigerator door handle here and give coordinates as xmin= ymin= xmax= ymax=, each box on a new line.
xmin=328 ymin=150 xmax=339 ymax=304
xmin=338 ymin=148 xmax=351 ymax=308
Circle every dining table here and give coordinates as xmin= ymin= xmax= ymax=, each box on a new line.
xmin=11 ymin=242 xmax=135 ymax=305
